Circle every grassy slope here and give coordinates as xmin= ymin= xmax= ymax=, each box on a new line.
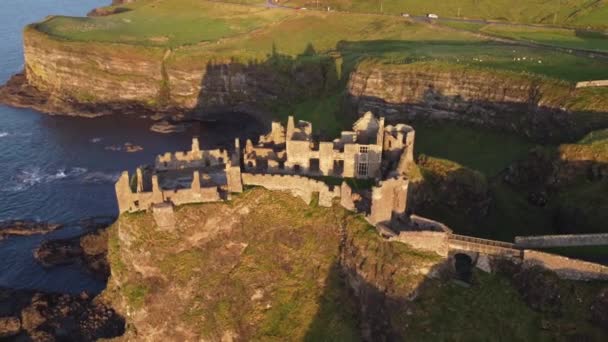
xmin=408 ymin=270 xmax=607 ymax=341
xmin=38 ymin=0 xmax=292 ymax=48
xmin=35 ymin=1 xmax=608 ymax=82
xmin=105 ymin=188 xmax=439 ymax=339
xmin=106 ymin=188 xmax=608 ymax=340
xmin=283 ymin=0 xmax=608 ymax=28
xmin=480 ymin=25 xmax=608 ymax=53
xmin=414 ymin=123 xmax=534 ymax=177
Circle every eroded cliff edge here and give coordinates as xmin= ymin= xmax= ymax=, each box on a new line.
xmin=347 ymin=62 xmax=608 ymax=142
xmin=0 ymin=24 xmax=335 ymax=120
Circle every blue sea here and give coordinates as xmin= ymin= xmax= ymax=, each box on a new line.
xmin=0 ymin=1 xmax=261 ymax=294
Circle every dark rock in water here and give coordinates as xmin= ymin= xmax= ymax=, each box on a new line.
xmin=104 ymin=142 xmax=143 ymax=153
xmin=0 ymin=220 xmax=62 ymax=239
xmin=150 ymin=120 xmax=189 ymax=134
xmin=35 ymin=239 xmax=84 ymax=267
xmin=0 ymin=287 xmax=125 ymax=341
xmin=34 ymin=222 xmax=111 ymax=281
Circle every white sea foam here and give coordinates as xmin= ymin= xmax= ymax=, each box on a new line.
xmin=89 ymin=137 xmax=103 ymax=143
xmin=0 ymin=132 xmax=9 ymax=138
xmin=2 ymin=167 xmax=91 ymax=192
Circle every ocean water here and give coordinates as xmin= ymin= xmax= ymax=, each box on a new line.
xmin=0 ymin=1 xmax=263 ymax=293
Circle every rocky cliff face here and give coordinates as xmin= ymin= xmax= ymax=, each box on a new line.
xmin=103 ymin=188 xmax=442 ymax=340
xmin=347 ymin=62 xmax=608 ymax=142
xmin=0 ymin=26 xmax=333 ymax=120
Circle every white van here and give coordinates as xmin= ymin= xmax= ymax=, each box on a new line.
xmin=427 ymin=13 xmax=439 ymax=19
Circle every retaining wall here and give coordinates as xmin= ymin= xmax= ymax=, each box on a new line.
xmin=523 ymin=250 xmax=608 ymax=281
xmin=391 ymin=231 xmax=449 ymax=257
xmin=515 ymin=233 xmax=608 ymax=249
xmin=241 ymin=173 xmax=340 ymax=207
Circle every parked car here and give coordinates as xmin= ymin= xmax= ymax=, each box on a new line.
xmin=427 ymin=13 xmax=439 ymax=19
xmin=401 ymin=13 xmax=410 ymax=17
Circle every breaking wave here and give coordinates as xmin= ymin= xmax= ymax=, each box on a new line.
xmin=0 ymin=132 xmax=9 ymax=138
xmin=2 ymin=167 xmax=90 ymax=192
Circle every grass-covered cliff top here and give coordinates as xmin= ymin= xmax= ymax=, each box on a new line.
xmin=30 ymin=0 xmax=608 ymax=83
xmin=104 ymin=188 xmax=608 ymax=340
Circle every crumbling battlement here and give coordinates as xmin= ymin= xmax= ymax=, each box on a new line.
xmin=115 ymin=170 xmax=225 ymax=213
xmin=155 ymin=137 xmax=230 ymax=171
xmin=241 ymin=173 xmax=341 ymax=207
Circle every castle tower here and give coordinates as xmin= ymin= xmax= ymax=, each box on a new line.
xmin=191 ymin=137 xmax=200 ymax=153
xmin=286 ymin=116 xmax=295 ymax=140
xmin=191 ymin=170 xmax=201 ymax=192
xmin=136 ymin=168 xmax=144 ymax=193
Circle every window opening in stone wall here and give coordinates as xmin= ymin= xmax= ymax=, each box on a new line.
xmin=357 ymin=162 xmax=368 ymax=177
xmin=333 ymin=160 xmax=344 ymax=176
xmin=309 ymin=158 xmax=320 ymax=173
xmin=360 ymin=146 xmax=369 ymax=154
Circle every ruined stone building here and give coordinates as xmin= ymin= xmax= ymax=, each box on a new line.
xmin=114 ymin=112 xmax=608 ymax=281
xmin=115 ymin=112 xmax=415 ymax=226
xmin=115 ymin=137 xmax=242 ymax=213
xmin=244 ymin=111 xmax=415 ymax=179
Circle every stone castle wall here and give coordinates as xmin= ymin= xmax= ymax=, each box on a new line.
xmin=115 ymin=171 xmax=223 ymax=213
xmin=241 ymin=173 xmax=340 ymax=207
xmin=523 ymin=250 xmax=608 ymax=281
xmin=515 ymin=233 xmax=608 ymax=249
xmin=369 ymin=177 xmax=408 ymax=224
xmin=576 ymin=80 xmax=608 ymax=88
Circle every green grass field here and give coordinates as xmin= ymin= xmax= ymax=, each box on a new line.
xmin=408 ymin=270 xmax=607 ymax=340
xmin=414 ymin=123 xmax=535 ymax=177
xmin=35 ymin=0 xmax=608 ymax=84
xmin=283 ymin=0 xmax=608 ymax=29
xmin=37 ymin=0 xmax=292 ymax=48
xmin=481 ymin=25 xmax=608 ymax=53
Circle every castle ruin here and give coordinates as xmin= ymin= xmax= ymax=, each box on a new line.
xmin=114 ymin=111 xmax=608 ymax=281
xmin=115 ymin=112 xmax=414 ymax=227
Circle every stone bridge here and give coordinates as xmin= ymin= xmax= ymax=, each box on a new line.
xmin=448 ymin=234 xmax=522 ymax=259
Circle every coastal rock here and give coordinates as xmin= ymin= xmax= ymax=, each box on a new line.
xmin=34 ymin=226 xmax=111 ymax=281
xmin=104 ymin=142 xmax=143 ymax=153
xmin=150 ymin=120 xmax=188 ymax=134
xmin=0 ymin=316 xmax=21 ymax=338
xmin=0 ymin=287 xmax=124 ymax=341
xmin=0 ymin=220 xmax=62 ymax=239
